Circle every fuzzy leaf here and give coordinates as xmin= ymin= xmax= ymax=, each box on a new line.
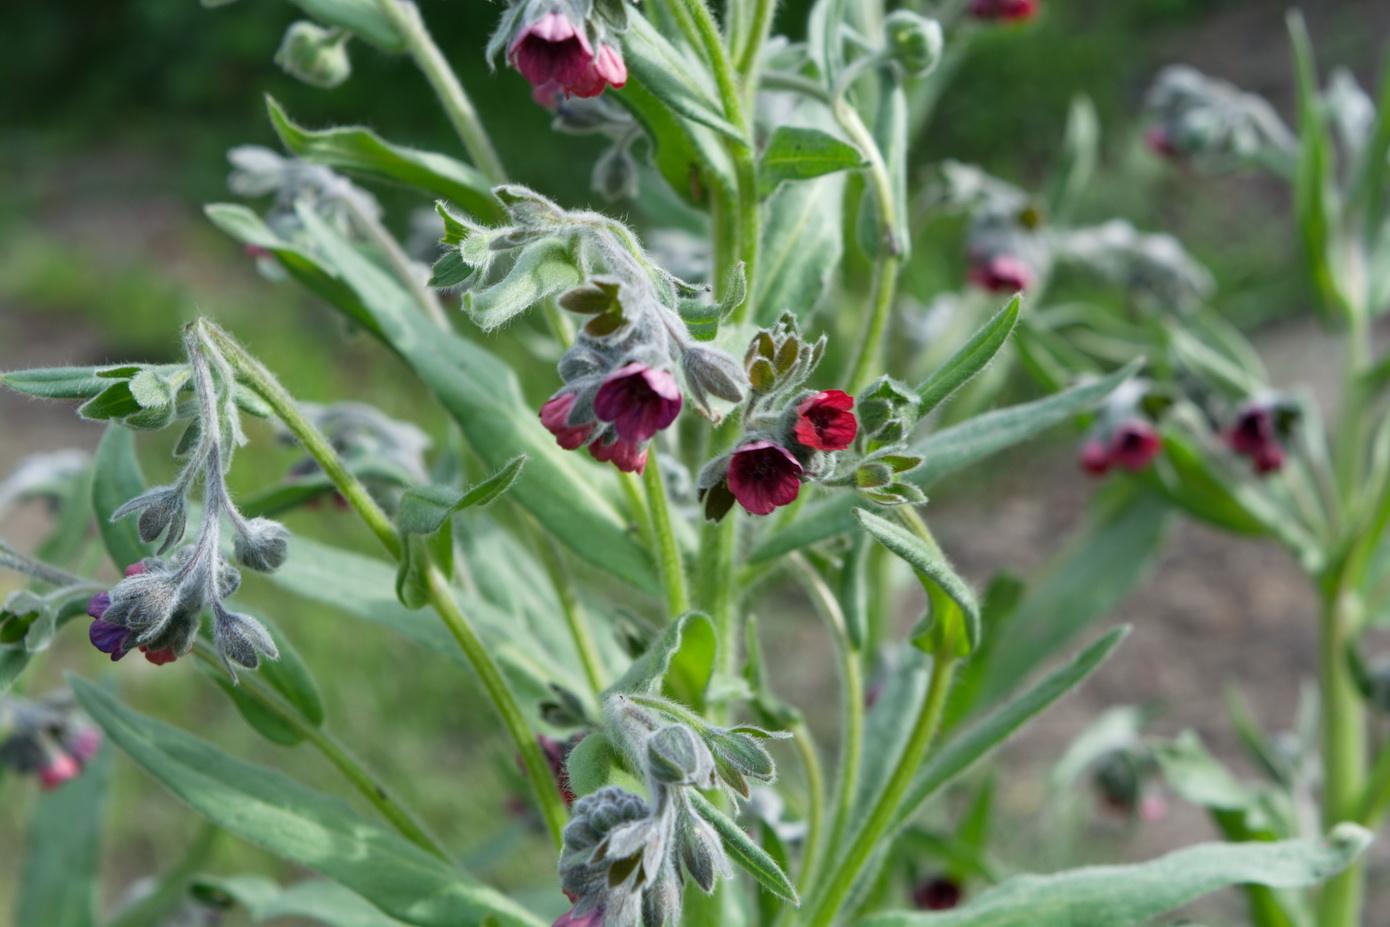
xmin=69 ymin=678 xmax=546 ymax=927
xmin=289 ymin=0 xmax=404 ymax=51
xmin=605 ymin=612 xmax=716 ymax=709
xmin=856 ymin=826 xmax=1370 ymax=927
xmin=18 ymin=738 xmax=110 ymax=927
xmin=464 ymin=241 xmax=583 ymax=331
xmin=195 ymin=875 xmax=417 ymax=927
xmin=916 ymin=296 xmax=1020 ymax=417
xmin=758 ymin=126 xmax=866 ymax=197
xmin=755 ymin=173 xmax=846 ymax=325
xmin=689 ymin=791 xmax=799 ymax=905
xmin=397 ymin=456 xmax=527 ymax=536
xmin=621 ymin=15 xmax=746 ymax=143
xmin=0 ymin=366 xmax=112 ymax=400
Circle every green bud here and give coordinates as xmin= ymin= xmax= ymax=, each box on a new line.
xmin=274 ymin=21 xmax=352 ymax=90
xmin=884 ymin=11 xmax=943 ymax=77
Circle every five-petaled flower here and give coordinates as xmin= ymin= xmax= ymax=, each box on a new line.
xmin=509 ymin=9 xmax=627 ymax=105
xmin=794 ymin=390 xmax=858 ymax=451
xmin=593 ymin=363 xmax=683 ymax=443
xmin=727 ymin=441 xmax=804 ymax=516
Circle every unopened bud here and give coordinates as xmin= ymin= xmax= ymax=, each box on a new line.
xmin=275 ymin=21 xmax=352 ymax=89
xmin=884 ymin=11 xmax=943 ymax=77
xmin=233 ymin=517 xmax=290 ymax=573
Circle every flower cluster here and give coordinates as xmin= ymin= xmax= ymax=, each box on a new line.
xmin=1144 ymin=65 xmax=1296 ymax=171
xmin=86 ymin=328 xmax=287 ymax=677
xmin=1078 ymin=380 xmax=1164 ymax=477
xmin=697 ymin=316 xmax=860 ymax=519
xmin=489 ymin=0 xmax=633 ymax=105
xmin=1226 ymin=396 xmax=1295 ymax=476
xmin=0 ymin=691 xmax=101 ymax=790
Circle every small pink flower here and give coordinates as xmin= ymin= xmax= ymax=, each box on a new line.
xmin=541 ymin=393 xmax=595 ymax=450
xmin=588 ymin=435 xmax=648 ymax=474
xmin=508 ymin=10 xmax=626 ymax=104
xmin=968 ymin=0 xmax=1039 ymax=22
xmin=38 ymin=752 xmax=81 ymax=790
xmin=1109 ymin=420 xmax=1161 ymax=472
xmin=968 ymin=254 xmax=1034 ymax=293
xmin=553 ymin=906 xmax=604 ymax=927
xmin=794 ymin=390 xmax=858 ymax=451
xmin=1078 ymin=437 xmax=1111 ymax=477
xmin=593 ymin=363 xmax=682 ymax=443
xmin=727 ymin=441 xmax=803 ymax=516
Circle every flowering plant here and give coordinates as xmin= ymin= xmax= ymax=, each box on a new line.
xmin=1 ymin=3 xmax=1384 ymax=927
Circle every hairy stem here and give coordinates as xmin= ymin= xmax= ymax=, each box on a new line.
xmin=790 ymin=719 xmax=827 ymax=897
xmin=643 ymin=452 xmax=691 ymax=618
xmin=1317 ymin=583 xmax=1367 ymax=927
xmin=192 ymin=641 xmax=450 ymax=861
xmin=341 ymin=196 xmax=450 ymax=331
xmin=0 ymin=539 xmax=88 ymax=588
xmin=373 ymin=0 xmax=507 ymax=185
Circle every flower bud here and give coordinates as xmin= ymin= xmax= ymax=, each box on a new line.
xmin=913 ymin=876 xmax=963 ymax=910
xmin=233 ymin=517 xmax=291 ymax=573
xmin=213 ymin=607 xmax=280 ymax=675
xmin=112 ymin=486 xmax=187 ymax=554
xmin=645 ymin=724 xmax=717 ymax=788
xmin=274 ymin=21 xmax=352 ymax=90
xmin=884 ymin=11 xmax=943 ymax=77
xmin=682 ymin=344 xmax=749 ymax=412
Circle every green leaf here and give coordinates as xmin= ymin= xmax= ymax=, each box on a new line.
xmin=267 ymin=98 xmax=502 ymax=223
xmin=17 ymin=736 xmax=110 ymax=927
xmin=464 ymin=240 xmax=583 ymax=331
xmin=290 ymin=0 xmax=404 ymax=51
xmin=621 ymin=15 xmax=746 ymax=144
xmin=915 ymin=296 xmax=1020 ymax=418
xmin=611 ymin=77 xmax=735 ymax=209
xmin=853 ymin=648 xmax=930 ymax=818
xmin=92 ymin=426 xmax=154 ymax=570
xmin=397 ymin=457 xmax=528 ymax=536
xmin=69 ymin=677 xmax=546 ymax=927
xmin=78 ymin=381 xmax=142 ymax=422
xmin=970 ymin=486 xmax=1169 ymax=709
xmin=605 ymin=612 xmax=715 ymax=705
xmin=757 ymin=126 xmax=866 ymax=197
xmin=195 ymin=875 xmax=417 ymax=927
xmin=1043 ymin=96 xmax=1099 ymax=225
xmin=0 ymin=648 xmax=32 ymax=697
xmin=0 ymin=366 xmax=112 ymax=400
xmin=565 ymin=731 xmax=617 ymax=798
xmin=688 ymin=791 xmax=799 ymax=905
xmin=856 ymin=825 xmax=1370 ymax=927
xmin=755 ymin=173 xmax=846 ymax=325
xmin=1152 ymin=730 xmax=1255 ymax=812
xmin=854 ymin=509 xmax=980 ymax=655
xmin=891 ymin=628 xmax=1127 ymax=833
xmin=212 ymin=618 xmax=325 ymax=745
xmin=428 ymin=250 xmax=473 ymax=288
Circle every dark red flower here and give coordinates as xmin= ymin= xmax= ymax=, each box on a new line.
xmin=38 ymin=752 xmax=80 ymax=790
xmin=794 ymin=390 xmax=858 ymax=451
xmin=1109 ymin=420 xmax=1161 ymax=472
xmin=1226 ymin=403 xmax=1285 ymax=475
xmin=540 ymin=393 xmax=595 ymax=450
xmin=968 ymin=0 xmax=1039 ymax=22
xmin=1144 ymin=125 xmax=1178 ymax=158
xmin=968 ymin=253 xmax=1034 ymax=292
xmin=913 ymin=876 xmax=963 ymax=910
xmin=727 ymin=441 xmax=803 ymax=516
xmin=588 ymin=434 xmax=648 ymax=474
xmin=508 ymin=10 xmax=626 ymax=105
xmin=1078 ymin=437 xmax=1111 ymax=477
xmin=593 ymin=363 xmax=682 ymax=443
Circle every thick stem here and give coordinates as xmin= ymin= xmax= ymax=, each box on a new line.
xmin=425 ymin=565 xmax=569 ymax=847
xmin=643 ymin=452 xmax=691 ymax=618
xmin=192 ymin=642 xmax=450 ymax=861
xmin=374 ymin=0 xmax=507 ymax=186
xmin=803 ymin=649 xmax=957 ymax=927
xmin=1317 ymin=584 xmax=1367 ymax=927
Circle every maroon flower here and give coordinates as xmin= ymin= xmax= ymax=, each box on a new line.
xmin=588 ymin=434 xmax=648 ymax=474
xmin=38 ymin=752 xmax=81 ymax=790
xmin=1144 ymin=125 xmax=1178 ymax=158
xmin=541 ymin=393 xmax=595 ymax=450
xmin=968 ymin=253 xmax=1035 ymax=292
xmin=1109 ymin=420 xmax=1161 ymax=472
xmin=727 ymin=441 xmax=803 ymax=516
xmin=593 ymin=363 xmax=682 ymax=443
xmin=968 ymin=0 xmax=1039 ymax=22
xmin=86 ymin=561 xmax=179 ymax=666
xmin=794 ymin=390 xmax=858 ymax=451
xmin=1227 ymin=403 xmax=1284 ymax=475
xmin=508 ymin=10 xmax=626 ymax=105
xmin=1078 ymin=437 xmax=1111 ymax=477
xmin=913 ymin=876 xmax=963 ymax=910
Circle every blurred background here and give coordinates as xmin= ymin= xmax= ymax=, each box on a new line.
xmin=3 ymin=0 xmax=1390 ymax=923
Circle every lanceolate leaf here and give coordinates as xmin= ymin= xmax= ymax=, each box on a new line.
xmin=915 ymin=296 xmax=1020 ymax=418
xmin=605 ymin=611 xmax=715 ymax=702
xmin=267 ymin=98 xmax=502 ymax=223
xmin=856 ymin=825 xmax=1370 ymax=927
xmin=755 ymin=172 xmax=847 ymax=325
xmin=0 ymin=366 xmax=111 ymax=400
xmin=689 ymin=791 xmax=799 ymax=905
xmin=621 ymin=15 xmax=746 ymax=144
xmin=891 ymin=628 xmax=1128 ymax=833
xmin=758 ymin=126 xmax=866 ymax=197
xmin=92 ymin=425 xmax=154 ymax=571
xmin=17 ymin=739 xmax=110 ymax=927
xmin=69 ymin=678 xmax=545 ymax=927
xmin=194 ymin=876 xmax=416 ymax=927
xmin=397 ymin=456 xmax=528 ymax=536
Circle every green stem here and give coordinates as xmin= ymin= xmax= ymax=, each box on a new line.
xmin=199 ymin=322 xmax=401 ymax=560
xmin=374 ymin=0 xmax=507 ymax=185
xmin=789 ymin=719 xmax=827 ymax=897
xmin=1317 ymin=584 xmax=1367 ymax=927
xmin=1332 ymin=314 xmax=1371 ymax=509
xmin=341 ymin=195 xmax=450 ymax=331
xmin=425 ymin=564 xmax=569 ymax=847
xmin=192 ymin=642 xmax=449 ymax=861
xmin=620 ymin=472 xmax=654 ymax=549
xmin=803 ymin=648 xmax=958 ymax=927
xmin=1358 ymin=732 xmax=1390 ymax=826
xmin=846 ymin=253 xmax=902 ymax=394
xmin=643 ymin=452 xmax=691 ymax=618
xmin=700 ymin=517 xmax=740 ymax=685
xmin=732 ymin=0 xmax=777 ymax=92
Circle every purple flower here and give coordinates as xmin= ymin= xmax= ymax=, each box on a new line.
xmin=540 ymin=393 xmax=595 ymax=450
xmin=86 ymin=560 xmax=180 ymax=666
xmin=727 ymin=441 xmax=803 ymax=516
xmin=1227 ymin=403 xmax=1285 ymax=475
xmin=553 ymin=906 xmax=604 ymax=927
xmin=508 ymin=10 xmax=627 ymax=105
xmin=593 ymin=363 xmax=682 ymax=443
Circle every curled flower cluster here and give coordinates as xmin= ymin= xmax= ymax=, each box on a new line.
xmin=489 ymin=0 xmax=633 ymax=105
xmin=1058 ymin=220 xmax=1214 ymax=312
xmin=0 ymin=691 xmax=101 ymax=790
